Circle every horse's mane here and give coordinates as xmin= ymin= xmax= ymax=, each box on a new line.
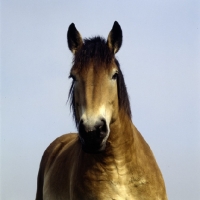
xmin=68 ymin=37 xmax=132 ymax=127
xmin=73 ymin=37 xmax=113 ymax=67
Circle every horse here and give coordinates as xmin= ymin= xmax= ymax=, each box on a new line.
xmin=35 ymin=21 xmax=168 ymax=200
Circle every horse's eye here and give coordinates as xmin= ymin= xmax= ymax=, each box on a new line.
xmin=112 ymin=72 xmax=118 ymax=80
xmin=69 ymin=74 xmax=76 ymax=81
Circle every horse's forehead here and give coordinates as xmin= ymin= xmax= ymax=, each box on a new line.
xmin=72 ymin=60 xmax=117 ymax=77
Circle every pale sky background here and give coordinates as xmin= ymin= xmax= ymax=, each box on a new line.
xmin=1 ymin=1 xmax=200 ymax=200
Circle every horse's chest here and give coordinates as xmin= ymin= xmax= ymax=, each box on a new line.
xmin=44 ymin=168 xmax=136 ymax=200
xmin=74 ymin=179 xmax=132 ymax=200
xmin=71 ymin=168 xmax=148 ymax=200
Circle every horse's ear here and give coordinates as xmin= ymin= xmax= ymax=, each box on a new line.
xmin=67 ymin=23 xmax=83 ymax=54
xmin=107 ymin=21 xmax=122 ymax=54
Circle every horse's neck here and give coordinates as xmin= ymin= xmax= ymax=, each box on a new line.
xmin=108 ymin=114 xmax=133 ymax=150
xmin=90 ymin=113 xmax=140 ymax=178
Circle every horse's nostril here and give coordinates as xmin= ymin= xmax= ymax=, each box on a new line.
xmin=100 ymin=119 xmax=107 ymax=132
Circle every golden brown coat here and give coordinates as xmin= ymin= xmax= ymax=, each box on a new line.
xmin=36 ymin=21 xmax=167 ymax=200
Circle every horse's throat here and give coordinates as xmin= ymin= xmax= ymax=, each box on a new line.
xmin=108 ymin=113 xmax=134 ymax=151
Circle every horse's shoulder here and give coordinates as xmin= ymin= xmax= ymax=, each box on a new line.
xmin=49 ymin=133 xmax=78 ymax=149
xmin=37 ymin=133 xmax=77 ymax=176
xmin=44 ymin=133 xmax=78 ymax=163
xmin=36 ymin=133 xmax=78 ymax=200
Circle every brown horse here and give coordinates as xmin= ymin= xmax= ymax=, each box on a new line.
xmin=36 ymin=21 xmax=168 ymax=200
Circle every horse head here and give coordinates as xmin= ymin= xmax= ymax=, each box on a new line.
xmin=67 ymin=22 xmax=130 ymax=153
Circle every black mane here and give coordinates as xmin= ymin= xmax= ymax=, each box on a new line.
xmin=73 ymin=37 xmax=113 ymax=68
xmin=68 ymin=37 xmax=131 ymax=127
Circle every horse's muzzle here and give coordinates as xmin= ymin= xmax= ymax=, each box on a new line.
xmin=78 ymin=118 xmax=108 ymax=153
